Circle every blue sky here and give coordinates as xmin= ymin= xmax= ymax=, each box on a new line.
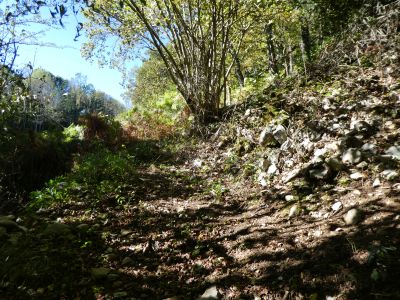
xmin=13 ymin=10 xmax=136 ymax=105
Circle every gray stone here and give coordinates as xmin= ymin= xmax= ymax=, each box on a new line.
xmin=198 ymin=286 xmax=220 ymax=300
xmin=309 ymin=164 xmax=330 ymax=180
xmin=342 ymin=148 xmax=362 ymax=165
xmin=257 ymin=172 xmax=268 ymax=187
xmin=259 ymin=127 xmax=274 ymax=145
xmin=283 ymin=168 xmax=301 ymax=183
xmin=372 ymin=178 xmax=381 ymax=188
xmin=350 ymin=172 xmax=365 ymax=180
xmin=120 ymin=229 xmax=132 ymax=236
xmin=259 ymin=158 xmax=270 ymax=171
xmin=90 ymin=267 xmax=112 ymax=279
xmin=322 ymin=97 xmax=332 ymax=110
xmin=267 ymin=164 xmax=278 ymax=176
xmin=121 ymin=257 xmax=134 ymax=266
xmin=331 ymin=202 xmax=343 ymax=212
xmin=362 ymin=143 xmax=378 ymax=154
xmin=285 ymin=195 xmax=297 ymax=202
xmin=351 ymin=120 xmax=373 ymax=136
xmin=344 ymin=209 xmax=363 ymax=225
xmin=288 ymin=204 xmax=300 ymax=218
xmin=326 ymin=157 xmax=344 ymax=172
xmin=356 ymin=161 xmax=368 ymax=170
xmin=42 ymin=223 xmax=71 ymax=236
xmin=113 ymin=291 xmax=128 ymax=298
xmin=385 ymin=146 xmax=400 ymax=160
xmin=272 ymin=125 xmax=287 ymax=145
xmin=382 ymin=170 xmax=399 ymax=181
xmin=0 ymin=219 xmax=20 ymax=231
xmin=76 ymin=224 xmax=90 ymax=232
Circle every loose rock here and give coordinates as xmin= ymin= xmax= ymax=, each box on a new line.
xmin=42 ymin=223 xmax=71 ymax=236
xmin=385 ymin=146 xmax=400 ymax=160
xmin=288 ymin=204 xmax=300 ymax=218
xmin=90 ymin=267 xmax=112 ymax=280
xmin=350 ymin=172 xmax=365 ymax=180
xmin=342 ymin=148 xmax=362 ymax=165
xmin=259 ymin=127 xmax=274 ymax=145
xmin=272 ymin=125 xmax=287 ymax=145
xmin=372 ymin=178 xmax=381 ymax=188
xmin=198 ymin=286 xmax=220 ymax=300
xmin=344 ymin=208 xmax=363 ymax=225
xmin=331 ymin=202 xmax=343 ymax=212
xmin=309 ymin=164 xmax=330 ymax=180
xmin=121 ymin=257 xmax=134 ymax=266
xmin=267 ymin=164 xmax=278 ymax=176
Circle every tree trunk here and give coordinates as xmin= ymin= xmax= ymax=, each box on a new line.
xmin=265 ymin=23 xmax=279 ymax=75
xmin=301 ymin=19 xmax=312 ymax=61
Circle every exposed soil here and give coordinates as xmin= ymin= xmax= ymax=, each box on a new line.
xmin=1 ymin=140 xmax=399 ymax=299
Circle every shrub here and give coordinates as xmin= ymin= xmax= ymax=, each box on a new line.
xmin=29 ymin=147 xmax=136 ymax=209
xmin=78 ymin=113 xmax=124 ymax=146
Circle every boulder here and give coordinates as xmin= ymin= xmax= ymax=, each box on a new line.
xmin=257 ymin=172 xmax=268 ymax=187
xmin=382 ymin=170 xmax=399 ymax=181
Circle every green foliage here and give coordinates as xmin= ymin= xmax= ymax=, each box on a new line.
xmin=123 ymin=51 xmax=186 ymax=127
xmin=29 ymin=148 xmax=136 ymax=209
xmin=62 ymin=124 xmax=85 ymax=143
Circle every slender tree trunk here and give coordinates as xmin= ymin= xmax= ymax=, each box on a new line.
xmin=228 ymin=42 xmax=244 ymax=87
xmin=301 ymin=19 xmax=312 ymax=61
xmin=265 ymin=23 xmax=279 ymax=74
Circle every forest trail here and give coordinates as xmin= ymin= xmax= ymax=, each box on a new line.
xmin=1 ymin=137 xmax=399 ymax=299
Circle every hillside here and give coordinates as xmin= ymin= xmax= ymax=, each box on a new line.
xmin=1 ymin=1 xmax=400 ymax=299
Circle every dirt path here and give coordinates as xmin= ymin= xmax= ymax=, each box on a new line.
xmin=1 ymin=144 xmax=400 ymax=300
